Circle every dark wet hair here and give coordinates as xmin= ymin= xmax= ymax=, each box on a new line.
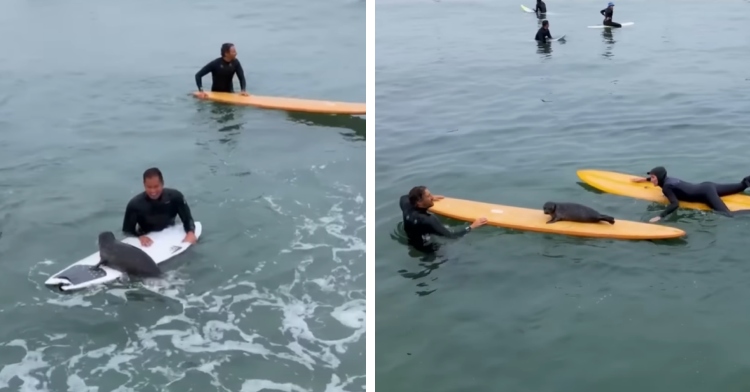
xmin=408 ymin=186 xmax=427 ymax=206
xmin=143 ymin=167 xmax=163 ymax=183
xmin=221 ymin=43 xmax=235 ymax=57
xmin=542 ymin=20 xmax=549 ymax=27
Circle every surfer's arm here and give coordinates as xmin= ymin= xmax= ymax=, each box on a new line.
xmin=600 ymin=9 xmax=606 ymax=15
xmin=426 ymin=216 xmax=470 ymax=239
xmin=659 ymin=187 xmax=680 ymax=218
xmin=195 ymin=60 xmax=217 ymax=91
xmin=174 ymin=193 xmax=196 ymax=234
xmin=122 ymin=202 xmax=140 ymax=237
xmin=545 ymin=30 xmax=552 ymax=39
xmin=235 ymin=60 xmax=247 ymax=91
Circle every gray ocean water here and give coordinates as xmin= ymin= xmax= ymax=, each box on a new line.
xmin=0 ymin=0 xmax=365 ymax=391
xmin=376 ymin=0 xmax=750 ymax=390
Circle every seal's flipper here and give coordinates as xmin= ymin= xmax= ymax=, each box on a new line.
xmin=547 ymin=216 xmax=561 ymax=224
xmin=599 ymin=215 xmax=615 ymax=224
xmin=91 ymin=258 xmax=108 ymax=270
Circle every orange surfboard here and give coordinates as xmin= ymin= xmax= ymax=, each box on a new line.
xmin=193 ymin=91 xmax=365 ymax=115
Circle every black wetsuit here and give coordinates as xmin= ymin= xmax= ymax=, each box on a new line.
xmin=535 ymin=27 xmax=552 ymax=42
xmin=122 ymin=188 xmax=196 ymax=237
xmin=535 ymin=0 xmax=547 ymax=15
xmin=399 ymin=195 xmax=471 ymax=251
xmin=195 ymin=57 xmax=247 ymax=93
xmin=600 ymin=7 xmax=621 ymax=27
xmin=650 ymin=167 xmax=750 ymax=218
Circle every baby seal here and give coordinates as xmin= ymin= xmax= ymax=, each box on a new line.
xmin=542 ymin=202 xmax=615 ymax=225
xmin=93 ymin=231 xmax=162 ymax=277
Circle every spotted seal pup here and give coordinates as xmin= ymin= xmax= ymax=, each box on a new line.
xmin=542 ymin=201 xmax=615 ymax=225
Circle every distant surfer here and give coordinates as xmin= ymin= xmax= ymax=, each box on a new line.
xmin=534 ymin=0 xmax=547 ymax=17
xmin=399 ymin=186 xmax=487 ymax=252
xmin=535 ymin=20 xmax=553 ymax=43
xmin=600 ymin=2 xmax=622 ymax=28
xmin=195 ymin=43 xmax=248 ymax=98
xmin=631 ymin=166 xmax=750 ymax=222
xmin=122 ymin=168 xmax=198 ymax=247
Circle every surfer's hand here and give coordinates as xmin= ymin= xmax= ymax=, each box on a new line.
xmin=196 ymin=91 xmax=208 ymax=99
xmin=631 ymin=177 xmax=645 ymax=183
xmin=471 ymin=217 xmax=488 ymax=228
xmin=649 ymin=216 xmax=661 ymax=223
xmin=138 ymin=235 xmax=153 ymax=247
xmin=432 ymin=195 xmax=445 ymax=201
xmin=183 ymin=231 xmax=197 ymax=244
xmin=240 ymin=90 xmax=249 ymax=96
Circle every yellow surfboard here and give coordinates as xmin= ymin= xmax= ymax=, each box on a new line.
xmin=577 ymin=169 xmax=750 ymax=212
xmin=428 ymin=197 xmax=685 ymax=240
xmin=192 ymin=92 xmax=365 ymax=115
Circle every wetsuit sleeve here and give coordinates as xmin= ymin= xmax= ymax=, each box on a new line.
xmin=659 ymin=186 xmax=680 ymax=218
xmin=235 ymin=60 xmax=247 ymax=91
xmin=426 ymin=215 xmax=470 ymax=239
xmin=122 ymin=199 xmax=139 ymax=237
xmin=546 ymin=30 xmax=552 ymax=39
xmin=195 ymin=59 xmax=216 ymax=91
xmin=175 ymin=192 xmax=196 ymax=233
xmin=600 ymin=8 xmax=606 ymax=16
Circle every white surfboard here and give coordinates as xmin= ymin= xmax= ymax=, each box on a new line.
xmin=552 ymin=34 xmax=566 ymax=41
xmin=521 ymin=4 xmax=534 ymax=12
xmin=45 ymin=222 xmax=203 ymax=292
xmin=588 ymin=22 xmax=634 ymax=28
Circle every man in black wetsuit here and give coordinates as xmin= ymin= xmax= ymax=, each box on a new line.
xmin=534 ymin=0 xmax=547 ymax=17
xmin=631 ymin=166 xmax=750 ymax=222
xmin=400 ymin=186 xmax=487 ymax=252
xmin=122 ymin=168 xmax=198 ymax=247
xmin=600 ymin=2 xmax=622 ymax=28
xmin=535 ymin=20 xmax=553 ymax=43
xmin=195 ymin=43 xmax=248 ymax=98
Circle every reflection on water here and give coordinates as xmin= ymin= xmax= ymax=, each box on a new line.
xmin=537 ymin=41 xmax=552 ymax=58
xmin=286 ymin=111 xmax=366 ymax=142
xmin=602 ymin=29 xmax=615 ymax=58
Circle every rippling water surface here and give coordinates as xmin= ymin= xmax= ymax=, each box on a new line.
xmin=376 ymin=0 xmax=750 ymax=390
xmin=0 ymin=0 xmax=365 ymax=390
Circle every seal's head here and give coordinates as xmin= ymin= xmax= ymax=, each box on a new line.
xmin=543 ymin=202 xmax=557 ymax=215
xmin=98 ymin=231 xmax=116 ymax=246
xmin=647 ymin=166 xmax=667 ymax=187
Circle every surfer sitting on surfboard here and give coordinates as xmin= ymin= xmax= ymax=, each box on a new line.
xmin=600 ymin=2 xmax=622 ymax=28
xmin=399 ymin=186 xmax=487 ymax=252
xmin=195 ymin=43 xmax=248 ymax=99
xmin=122 ymin=167 xmax=198 ymax=247
xmin=631 ymin=166 xmax=750 ymax=222
xmin=534 ymin=0 xmax=546 ymax=17
xmin=535 ymin=20 xmax=553 ymax=43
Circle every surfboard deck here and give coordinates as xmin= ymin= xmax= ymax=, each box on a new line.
xmin=428 ymin=197 xmax=685 ymax=240
xmin=553 ymin=35 xmax=566 ymax=41
xmin=521 ymin=4 xmax=534 ymax=12
xmin=577 ymin=169 xmax=750 ymax=212
xmin=45 ymin=222 xmax=203 ymax=292
xmin=588 ymin=22 xmax=634 ymax=28
xmin=193 ymin=92 xmax=365 ymax=115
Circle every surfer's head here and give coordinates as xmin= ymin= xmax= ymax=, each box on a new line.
xmin=221 ymin=43 xmax=237 ymax=60
xmin=647 ymin=166 xmax=667 ymax=187
xmin=542 ymin=20 xmax=549 ymax=29
xmin=607 ymin=2 xmax=614 ymax=7
xmin=408 ymin=186 xmax=435 ymax=209
xmin=142 ymin=167 xmax=164 ymax=200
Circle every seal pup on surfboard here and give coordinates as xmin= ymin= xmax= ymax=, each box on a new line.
xmin=543 ymin=202 xmax=616 ymax=224
xmin=92 ymin=231 xmax=162 ymax=278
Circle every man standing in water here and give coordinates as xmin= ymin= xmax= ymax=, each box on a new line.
xmin=195 ymin=43 xmax=248 ymax=98
xmin=534 ymin=0 xmax=547 ymax=18
xmin=122 ymin=168 xmax=197 ymax=247
xmin=400 ymin=186 xmax=487 ymax=252
xmin=535 ymin=20 xmax=553 ymax=43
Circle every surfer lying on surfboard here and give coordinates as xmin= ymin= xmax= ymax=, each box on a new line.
xmin=122 ymin=167 xmax=198 ymax=247
xmin=534 ymin=0 xmax=547 ymax=17
xmin=600 ymin=2 xmax=622 ymax=28
xmin=535 ymin=20 xmax=553 ymax=43
xmin=632 ymin=166 xmax=750 ymax=222
xmin=400 ymin=186 xmax=487 ymax=252
xmin=195 ymin=43 xmax=249 ymax=99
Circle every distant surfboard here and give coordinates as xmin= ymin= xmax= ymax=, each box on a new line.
xmin=521 ymin=4 xmax=534 ymax=12
xmin=588 ymin=22 xmax=634 ymax=28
